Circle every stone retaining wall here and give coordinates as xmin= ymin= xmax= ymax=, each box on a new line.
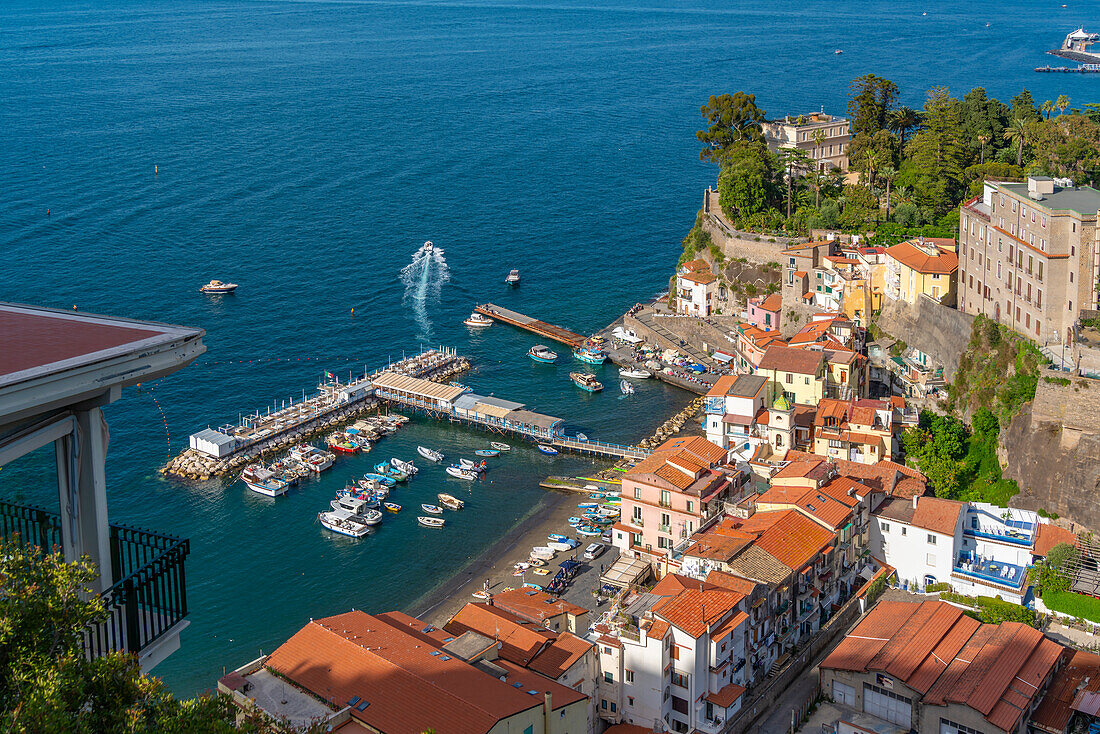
xmin=875 ymin=295 xmax=974 ymax=380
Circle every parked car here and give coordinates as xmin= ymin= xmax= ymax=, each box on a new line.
xmin=583 ymin=543 xmax=604 ymax=561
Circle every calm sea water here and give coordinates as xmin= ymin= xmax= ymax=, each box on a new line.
xmin=0 ymin=0 xmax=1090 ymax=696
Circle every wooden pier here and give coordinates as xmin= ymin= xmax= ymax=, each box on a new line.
xmin=475 ymin=304 xmax=587 ymax=349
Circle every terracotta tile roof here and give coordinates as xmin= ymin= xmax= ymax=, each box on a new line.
xmin=758 ymin=345 xmax=824 ymax=375
xmin=885 ymin=239 xmax=958 ymax=275
xmin=444 ymin=603 xmax=553 ymax=666
xmin=793 ymin=270 xmax=808 ymax=277
xmin=911 ymin=497 xmax=965 ymax=536
xmin=264 ymin=611 xmax=544 ymax=734
xmin=1032 ymin=648 xmax=1100 ymax=733
xmin=749 ymin=510 xmax=835 ymax=569
xmin=685 ymin=533 xmax=751 ymax=563
xmin=646 ymin=619 xmax=670 ymax=640
xmin=1034 ymin=523 xmax=1078 ymax=558
xmin=790 ymin=489 xmax=853 ymax=530
xmin=760 ymin=293 xmax=783 ymax=312
xmin=681 ymin=259 xmax=710 ymax=273
xmin=705 ymin=570 xmax=759 ymax=596
xmin=711 ymin=610 xmax=749 ymax=641
xmin=705 ymin=681 xmax=747 ymax=708
xmin=783 ymin=450 xmax=927 ymax=498
xmin=817 ymin=477 xmax=866 ymax=507
xmin=725 ymin=545 xmax=792 ymax=585
xmin=654 ymin=461 xmax=697 ymax=490
xmin=528 ymin=632 xmax=593 ymax=680
xmin=603 ymin=725 xmax=657 ymax=734
xmin=493 ymin=658 xmax=588 ymax=710
xmin=653 ymin=588 xmax=744 ymax=638
xmin=651 ymin=572 xmax=699 ymax=597
xmin=707 ymin=374 xmax=738 ymax=398
xmin=491 ymin=587 xmax=587 ymax=622
xmin=654 ymin=435 xmax=727 ymax=465
xmin=680 ymin=270 xmax=717 ymax=285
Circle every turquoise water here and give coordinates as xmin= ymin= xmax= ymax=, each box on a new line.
xmin=0 ymin=0 xmax=1089 ymax=696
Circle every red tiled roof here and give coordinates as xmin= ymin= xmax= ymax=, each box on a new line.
xmin=264 ymin=611 xmax=545 ymax=734
xmin=911 ymin=497 xmax=965 ymax=536
xmin=654 ymin=435 xmax=728 ymax=465
xmin=646 ymin=619 xmax=670 ymax=640
xmin=528 ymin=632 xmax=593 ymax=680
xmin=705 ymin=681 xmax=747 ymax=708
xmin=759 ymin=293 xmax=783 ymax=312
xmin=759 ymin=345 xmax=824 ymax=375
xmin=603 ymin=725 xmax=656 ymax=734
xmin=747 ymin=510 xmax=834 ymax=570
xmin=711 ymin=610 xmax=748 ymax=641
xmin=680 ymin=270 xmax=717 ymax=285
xmin=885 ymin=239 xmax=958 ymax=275
xmin=491 ymin=587 xmax=587 ymax=622
xmin=444 ymin=603 xmax=553 ymax=666
xmin=704 ymin=570 xmax=759 ymax=596
xmin=653 ymin=588 xmax=744 ymax=638
xmin=681 ymin=259 xmax=710 ymax=273
xmin=707 ymin=374 xmax=738 ymax=398
xmin=1032 ymin=649 xmax=1100 ymax=733
xmin=1034 ymin=523 xmax=1077 ymax=558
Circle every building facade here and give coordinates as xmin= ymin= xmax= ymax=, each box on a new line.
xmin=883 ymin=237 xmax=959 ymax=307
xmin=762 ymin=113 xmax=851 ymax=171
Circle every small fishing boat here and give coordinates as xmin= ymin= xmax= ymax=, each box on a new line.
xmin=527 ymin=345 xmax=558 ymax=363
xmin=573 ymin=347 xmax=606 ymax=365
xmin=421 ymin=504 xmax=443 ymax=515
xmin=458 ymin=458 xmax=487 ymax=472
xmin=538 ymin=445 xmax=558 ymax=456
xmin=375 ymin=462 xmax=408 ymax=482
xmin=421 ymin=240 xmax=434 ymax=254
xmin=363 ymin=472 xmax=396 ymax=487
xmin=438 ymin=493 xmax=464 ymax=510
xmin=570 ymin=372 xmax=603 ymax=392
xmin=241 ymin=466 xmax=289 ymax=498
xmin=506 ymin=269 xmax=521 ymax=285
xmin=475 ymin=449 xmax=499 ymax=457
xmin=620 ymin=380 xmax=635 ymax=395
xmin=548 ymin=534 xmax=569 ymax=542
xmin=577 ymin=502 xmax=599 ymax=509
xmin=446 ymin=465 xmax=478 ymax=481
xmin=417 ymin=446 xmax=445 ymax=462
xmin=548 ymin=541 xmax=573 ymax=552
xmin=390 ymin=458 xmax=418 ymax=475
xmin=200 ymin=279 xmax=238 ymax=294
xmin=531 ymin=547 xmax=555 ymax=559
xmin=464 ymin=311 xmax=493 ymax=327
xmin=383 ymin=502 xmax=402 ymax=513
xmin=472 ymin=589 xmax=492 ymax=600
xmin=327 ymin=434 xmax=359 ymax=454
xmin=577 ymin=525 xmax=603 ymax=536
xmin=530 ymin=558 xmax=546 ymax=567
xmin=567 ymin=517 xmax=584 ymax=525
xmin=618 ymin=367 xmax=652 ymax=379
xmin=418 ymin=516 xmax=445 ymax=528
xmin=318 ymin=510 xmax=372 ymax=538
xmin=490 ymin=441 xmax=511 ymax=451
xmin=352 ymin=435 xmax=372 ymax=450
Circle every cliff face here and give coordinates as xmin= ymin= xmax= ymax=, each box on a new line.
xmin=875 ymin=297 xmax=974 ymax=381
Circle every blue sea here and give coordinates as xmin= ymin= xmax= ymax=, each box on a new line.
xmin=0 ymin=0 xmax=1091 ymax=695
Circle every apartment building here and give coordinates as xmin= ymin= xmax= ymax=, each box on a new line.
xmin=883 ymin=237 xmax=959 ymax=307
xmin=762 ymin=112 xmax=851 ymax=171
xmin=757 ymin=345 xmax=828 ymax=406
xmin=959 ymin=177 xmax=1100 ymax=341
xmin=734 ymin=323 xmax=786 ymax=373
xmin=746 ymin=292 xmax=783 ymax=330
xmin=676 ymin=259 xmax=717 ymax=316
xmin=811 ymin=397 xmax=902 ymax=464
xmin=703 ymin=374 xmax=774 ymax=458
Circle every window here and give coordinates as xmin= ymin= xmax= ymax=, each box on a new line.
xmin=901 ymin=526 xmax=907 ymax=536
xmin=660 ymin=490 xmax=671 ymax=506
xmin=671 ymin=671 xmax=690 ymax=688
xmin=940 ymin=718 xmax=983 ymax=734
xmin=601 ymin=700 xmax=607 ymax=710
xmin=603 ymin=645 xmax=612 ymax=654
xmin=686 ymin=501 xmax=693 ymax=513
xmin=927 ymin=553 xmax=937 ymax=566
xmin=785 ymin=373 xmax=793 ymax=384
xmin=1038 ymin=262 xmax=1043 ymax=280
xmin=661 ymin=513 xmax=670 ymax=526
xmin=1037 ymin=290 xmax=1042 ymax=308
xmin=927 ymin=534 xmax=937 ymax=545
xmin=881 ymin=522 xmax=890 ymax=533
xmin=628 ymin=696 xmax=634 ymax=706
xmin=625 ymin=669 xmax=635 ymax=683
xmin=604 ymin=671 xmax=614 ymax=683
xmin=804 ymin=376 xmax=810 ymax=385
xmin=1071 ymin=271 xmax=1075 ymax=283
xmin=633 ymin=487 xmax=641 ymax=499
xmin=610 ymin=702 xmax=617 ymax=713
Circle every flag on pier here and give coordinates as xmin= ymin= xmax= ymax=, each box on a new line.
xmin=324 ymin=371 xmax=335 ymax=380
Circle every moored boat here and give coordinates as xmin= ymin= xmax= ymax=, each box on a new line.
xmin=418 ymin=516 xmax=445 ymax=528
xmin=464 ymin=311 xmax=493 ymax=327
xmin=200 ymin=279 xmax=238 ymax=294
xmin=619 ymin=367 xmax=652 ymax=379
xmin=327 ymin=434 xmax=359 ymax=454
xmin=318 ymin=511 xmax=372 ymax=537
xmin=417 ymin=445 xmax=445 ymax=462
xmin=421 ymin=503 xmax=443 ymax=515
xmin=383 ymin=502 xmax=402 ymax=513
xmin=390 ymin=457 xmax=418 ymax=475
xmin=570 ymin=372 xmax=603 ymax=392
xmin=363 ymin=472 xmax=396 ymax=487
xmin=446 ymin=465 xmax=478 ymax=481
xmin=505 ymin=269 xmax=521 ymax=285
xmin=620 ymin=380 xmax=635 ymax=395
xmin=458 ymin=458 xmax=487 ymax=472
xmin=438 ymin=493 xmax=464 ymax=510
xmin=538 ymin=444 xmax=558 ymax=455
xmin=490 ymin=441 xmax=511 ymax=451
xmin=527 ymin=344 xmax=558 ymax=363
xmin=548 ymin=533 xmax=569 ymax=542
xmin=474 ymin=449 xmax=499 ymax=457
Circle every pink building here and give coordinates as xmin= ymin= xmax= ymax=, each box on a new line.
xmin=746 ymin=293 xmax=783 ymax=330
xmin=612 ymin=436 xmax=749 ymax=575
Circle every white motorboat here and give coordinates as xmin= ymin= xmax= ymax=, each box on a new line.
xmin=447 ymin=466 xmax=478 ymax=481
xmin=421 ymin=503 xmax=443 ymax=515
xmin=464 ymin=311 xmax=493 ymax=327
xmin=290 ymin=444 xmax=334 ymax=473
xmin=438 ymin=493 xmax=465 ymax=510
xmin=419 ymin=516 xmax=446 ymax=528
xmin=547 ymin=541 xmax=573 ymax=552
xmin=200 ymin=279 xmax=238 ymax=294
xmin=391 ymin=457 xmax=418 ymax=475
xmin=318 ymin=504 xmax=373 ymax=537
xmin=241 ymin=466 xmax=289 ymax=497
xmin=620 ymin=380 xmax=635 ymax=395
xmin=506 ymin=269 xmax=521 ymax=285
xmin=490 ymin=442 xmax=511 ymax=451
xmin=530 ymin=546 xmax=555 ymax=559
xmin=618 ymin=367 xmax=652 ymax=379
xmin=458 ymin=458 xmax=487 ymax=472
xmin=417 ymin=446 xmax=444 ymax=462
xmin=422 ymin=240 xmax=434 ymax=254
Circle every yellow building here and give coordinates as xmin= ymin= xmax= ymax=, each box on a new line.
xmin=757 ymin=345 xmax=827 ymax=406
xmin=884 ymin=237 xmax=958 ymax=307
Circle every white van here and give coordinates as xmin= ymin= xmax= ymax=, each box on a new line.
xmin=583 ymin=543 xmax=604 ymax=561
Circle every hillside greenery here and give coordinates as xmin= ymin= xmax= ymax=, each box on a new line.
xmin=696 ymin=78 xmax=1100 ymax=238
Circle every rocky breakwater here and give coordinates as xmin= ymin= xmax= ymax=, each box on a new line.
xmin=637 ymin=396 xmax=706 ymax=450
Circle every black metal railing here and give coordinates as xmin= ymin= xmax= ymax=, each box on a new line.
xmin=0 ymin=499 xmax=189 ymax=660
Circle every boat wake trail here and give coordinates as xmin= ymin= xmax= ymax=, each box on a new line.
xmin=399 ymin=242 xmax=450 ymax=342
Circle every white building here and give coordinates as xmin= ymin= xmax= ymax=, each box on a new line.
xmin=677 ymin=269 xmax=718 ymax=316
xmin=703 ymin=374 xmax=772 ymax=460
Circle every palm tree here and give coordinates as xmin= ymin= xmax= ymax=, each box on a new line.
xmin=1003 ymin=117 xmax=1030 ymax=166
xmin=812 ymin=128 xmax=827 ymax=171
xmin=1042 ymin=100 xmax=1055 ymax=119
xmin=1056 ymin=94 xmax=1070 ymax=115
xmin=977 ymin=134 xmax=990 ymax=164
xmin=879 ymin=166 xmax=897 ymax=219
xmin=888 ymin=106 xmax=921 ymax=147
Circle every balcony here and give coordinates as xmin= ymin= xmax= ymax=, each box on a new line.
xmin=658 ymin=524 xmax=672 ymax=534
xmin=629 ymin=516 xmax=644 ymax=527
xmin=1 ymin=499 xmax=190 ymax=667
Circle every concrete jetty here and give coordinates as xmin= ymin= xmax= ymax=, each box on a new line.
xmin=474 ymin=303 xmax=587 ymax=349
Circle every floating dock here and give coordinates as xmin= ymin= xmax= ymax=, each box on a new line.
xmin=475 ymin=303 xmax=587 ymax=349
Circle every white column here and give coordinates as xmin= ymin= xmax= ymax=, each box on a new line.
xmin=56 ymin=407 xmax=113 ymax=591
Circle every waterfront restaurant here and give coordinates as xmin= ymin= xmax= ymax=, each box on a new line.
xmin=370 ymin=371 xmax=466 ymax=413
xmin=0 ymin=302 xmax=205 ymax=670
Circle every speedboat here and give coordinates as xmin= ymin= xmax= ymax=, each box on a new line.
xmin=570 ymin=372 xmax=603 ymax=392
xmin=390 ymin=457 xmax=418 ymax=475
xmin=417 ymin=446 xmax=445 ymax=462
xmin=241 ymin=466 xmax=289 ymax=497
xmin=475 ymin=449 xmax=499 ymax=457
xmin=375 ymin=461 xmax=408 ymax=482
xmin=573 ymin=348 xmax=606 ymax=365
xmin=464 ymin=311 xmax=493 ymax=327
xmin=422 ymin=240 xmax=434 ymax=254
xmin=446 ymin=465 xmax=478 ymax=481
xmin=200 ymin=279 xmax=238 ymax=294
xmin=620 ymin=380 xmax=635 ymax=395
xmin=330 ymin=495 xmax=383 ymax=525
xmin=438 ymin=493 xmax=465 ymax=510
xmin=383 ymin=502 xmax=402 ymax=513
xmin=619 ymin=367 xmax=652 ymax=379
xmin=418 ymin=516 xmax=445 ymax=528
xmin=318 ymin=510 xmax=372 ymax=537
xmin=490 ymin=442 xmax=511 ymax=451
xmin=421 ymin=503 xmax=443 ymax=515
xmin=528 ymin=345 xmax=558 ymax=363
xmin=506 ymin=269 xmax=521 ymax=285
xmin=576 ymin=433 xmax=588 ymax=441
xmin=538 ymin=445 xmax=558 ymax=456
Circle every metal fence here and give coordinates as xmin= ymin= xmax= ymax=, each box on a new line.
xmin=0 ymin=499 xmax=189 ymax=659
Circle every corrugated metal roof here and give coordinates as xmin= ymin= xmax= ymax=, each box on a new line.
xmin=372 ymin=372 xmax=466 ymax=402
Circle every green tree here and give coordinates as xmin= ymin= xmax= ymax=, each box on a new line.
xmin=887 ymin=105 xmax=921 ymax=148
xmin=879 ymin=165 xmax=897 ymax=218
xmin=905 ymin=87 xmax=968 ymax=214
xmin=0 ymin=538 xmax=309 ymax=734
xmin=697 ymin=93 xmax=766 ymax=162
xmin=961 ymin=87 xmax=1008 ymax=165
xmin=1056 ymin=94 xmax=1071 ymax=115
xmin=1003 ymin=116 xmax=1031 ymax=167
xmin=1010 ymin=90 xmax=1040 ymax=122
xmin=776 ymin=147 xmax=813 ymax=219
xmin=717 ymin=143 xmax=774 ymax=221
xmin=1042 ymin=99 xmax=1055 ymax=119
xmin=847 ymin=74 xmax=899 ymax=136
